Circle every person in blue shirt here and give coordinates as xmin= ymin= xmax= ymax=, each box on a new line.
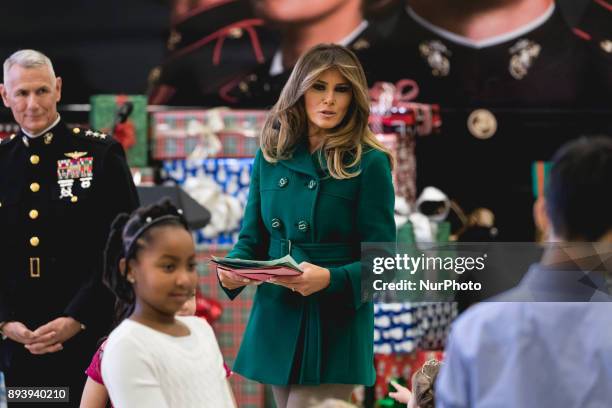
xmin=436 ymin=135 xmax=612 ymax=408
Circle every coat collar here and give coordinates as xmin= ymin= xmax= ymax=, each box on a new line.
xmin=278 ymin=138 xmax=321 ymax=180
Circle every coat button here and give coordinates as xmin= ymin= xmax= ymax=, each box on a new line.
xmin=30 ymin=236 xmax=40 ymax=247
xmin=297 ymin=220 xmax=309 ymax=232
xmin=271 ymin=218 xmax=282 ymax=229
xmin=307 ymin=180 xmax=317 ymax=190
xmin=29 ymin=209 xmax=39 ymax=219
xmin=278 ymin=177 xmax=288 ymax=188
xmin=71 ymin=196 xmax=79 ymax=203
xmin=30 ymin=182 xmax=40 ymax=192
xmin=30 ymin=155 xmax=40 ymax=165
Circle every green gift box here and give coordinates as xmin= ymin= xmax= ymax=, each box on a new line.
xmin=90 ymin=94 xmax=148 ymax=167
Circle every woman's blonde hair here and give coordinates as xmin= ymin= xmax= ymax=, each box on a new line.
xmin=260 ymin=43 xmax=393 ymax=179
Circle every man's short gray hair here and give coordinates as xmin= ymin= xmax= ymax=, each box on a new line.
xmin=3 ymin=49 xmax=56 ymax=84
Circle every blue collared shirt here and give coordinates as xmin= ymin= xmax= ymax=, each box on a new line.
xmin=436 ymin=264 xmax=612 ymax=408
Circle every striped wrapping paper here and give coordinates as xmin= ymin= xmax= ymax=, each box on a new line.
xmin=152 ymin=110 xmax=266 ymax=160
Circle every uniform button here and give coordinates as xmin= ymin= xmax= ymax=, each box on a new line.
xmin=0 ymin=201 xmax=2 ymax=208
xmin=30 ymin=182 xmax=40 ymax=192
xmin=72 ymin=127 xmax=81 ymax=134
xmin=271 ymin=218 xmax=282 ymax=229
xmin=71 ymin=196 xmax=79 ymax=203
xmin=278 ymin=177 xmax=288 ymax=188
xmin=29 ymin=209 xmax=39 ymax=219
xmin=30 ymin=236 xmax=40 ymax=247
xmin=297 ymin=220 xmax=310 ymax=232
xmin=30 ymin=155 xmax=40 ymax=165
xmin=307 ymin=180 xmax=317 ymax=190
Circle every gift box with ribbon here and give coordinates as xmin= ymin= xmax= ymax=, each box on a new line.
xmin=152 ymin=109 xmax=266 ymax=160
xmin=162 ymin=157 xmax=254 ymax=248
xmin=370 ymin=80 xmax=442 ymax=204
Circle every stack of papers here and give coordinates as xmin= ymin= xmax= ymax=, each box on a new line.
xmin=211 ymin=255 xmax=303 ymax=281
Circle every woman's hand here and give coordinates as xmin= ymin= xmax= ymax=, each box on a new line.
xmin=216 ymin=265 xmax=261 ymax=290
xmin=269 ymin=262 xmax=331 ymax=296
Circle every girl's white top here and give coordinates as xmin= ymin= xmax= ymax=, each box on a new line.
xmin=102 ymin=316 xmax=234 ymax=408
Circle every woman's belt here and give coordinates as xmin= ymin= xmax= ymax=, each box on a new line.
xmin=268 ymin=238 xmax=358 ymax=265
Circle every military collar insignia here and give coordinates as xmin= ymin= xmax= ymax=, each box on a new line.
xmin=419 ymin=40 xmax=451 ymax=77
xmin=85 ymin=129 xmax=108 ymax=140
xmin=508 ymin=39 xmax=541 ymax=80
xmin=64 ymin=151 xmax=88 ymax=160
xmin=44 ymin=132 xmax=54 ymax=145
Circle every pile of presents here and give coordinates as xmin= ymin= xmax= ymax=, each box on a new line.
xmin=1 ymin=86 xmax=446 ymax=408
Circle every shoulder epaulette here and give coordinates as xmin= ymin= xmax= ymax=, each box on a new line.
xmin=71 ymin=127 xmax=115 ymax=145
xmin=0 ymin=133 xmax=18 ymax=147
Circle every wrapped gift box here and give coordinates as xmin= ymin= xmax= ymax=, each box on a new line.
xmin=374 ymin=302 xmax=457 ymax=354
xmin=152 ymin=110 xmax=266 ymax=160
xmin=90 ymin=94 xmax=148 ymax=167
xmin=130 ymin=167 xmax=155 ymax=186
xmin=162 ymin=157 xmax=254 ymax=247
xmin=377 ymin=133 xmax=417 ymax=204
xmin=197 ymin=250 xmax=263 ymax=408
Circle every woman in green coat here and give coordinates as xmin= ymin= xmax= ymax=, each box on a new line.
xmin=217 ymin=43 xmax=396 ymax=407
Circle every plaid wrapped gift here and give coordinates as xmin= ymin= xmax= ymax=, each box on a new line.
xmin=162 ymin=157 xmax=254 ymax=247
xmin=197 ymin=250 xmax=264 ymax=408
xmin=374 ymin=302 xmax=457 ymax=354
xmin=90 ymin=95 xmax=148 ymax=167
xmin=374 ymin=351 xmax=445 ymax=402
xmin=130 ymin=167 xmax=155 ymax=186
xmin=376 ymin=132 xmax=417 ymax=204
xmin=152 ymin=110 xmax=266 ymax=160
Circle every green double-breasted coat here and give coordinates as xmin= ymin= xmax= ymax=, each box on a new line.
xmin=223 ymin=141 xmax=395 ymax=386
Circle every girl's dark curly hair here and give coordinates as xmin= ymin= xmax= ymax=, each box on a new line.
xmin=103 ymin=199 xmax=189 ymax=326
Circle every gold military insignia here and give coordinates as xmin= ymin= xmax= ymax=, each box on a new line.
xmin=352 ymin=38 xmax=370 ymax=51
xmin=44 ymin=132 xmax=54 ymax=145
xmin=64 ymin=151 xmax=88 ymax=160
xmin=508 ymin=39 xmax=541 ymax=80
xmin=601 ymin=39 xmax=612 ymax=54
xmin=419 ymin=40 xmax=451 ymax=77
xmin=467 ymin=109 xmax=497 ymax=140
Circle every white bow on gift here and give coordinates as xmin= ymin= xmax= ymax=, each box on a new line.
xmin=182 ymin=175 xmax=244 ymax=238
xmin=369 ymin=79 xmax=420 ymax=115
xmin=186 ymin=108 xmax=225 ymax=160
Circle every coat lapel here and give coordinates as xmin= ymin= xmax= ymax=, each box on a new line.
xmin=278 ymin=139 xmax=320 ymax=179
